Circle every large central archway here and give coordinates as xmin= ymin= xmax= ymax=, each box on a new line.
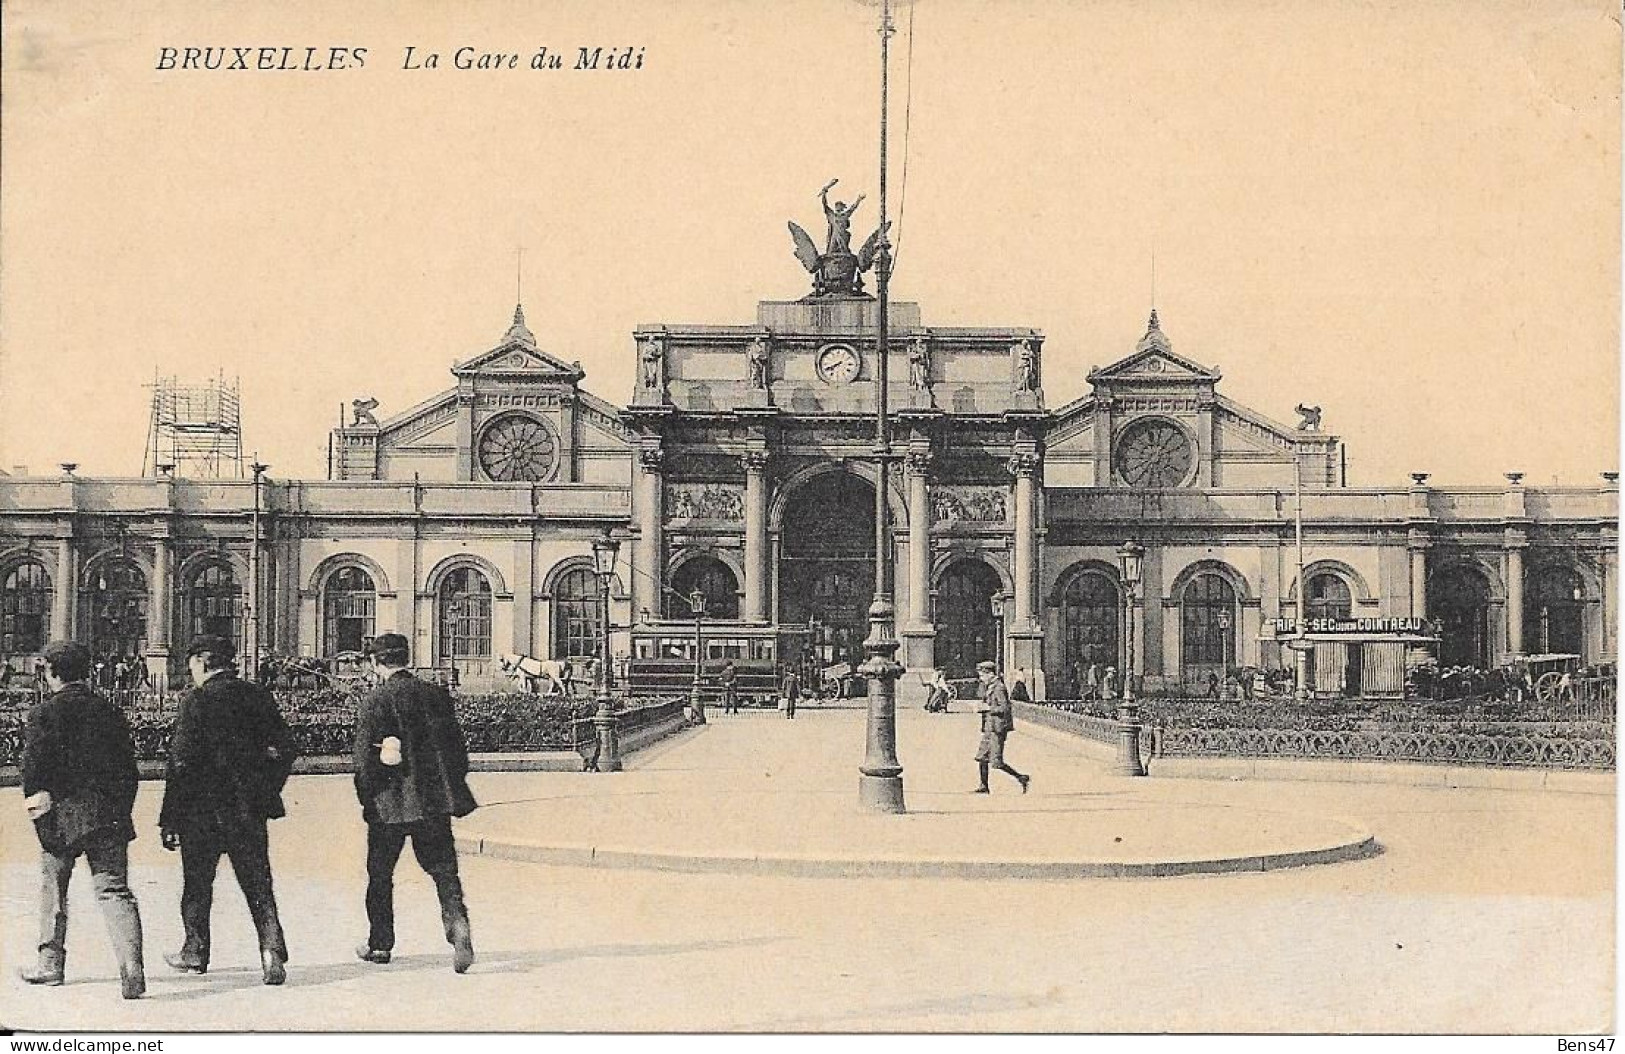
xmin=778 ymin=470 xmax=875 ymax=674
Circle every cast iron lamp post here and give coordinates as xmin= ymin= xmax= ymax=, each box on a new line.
xmin=591 ymin=528 xmax=622 ymax=772
xmin=1115 ymin=540 xmax=1147 ymax=777
xmin=856 ymin=0 xmax=906 ymax=813
xmin=688 ymin=588 xmax=706 ymax=719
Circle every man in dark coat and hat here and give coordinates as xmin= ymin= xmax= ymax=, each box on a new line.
xmin=352 ymin=633 xmax=478 ymax=974
xmin=19 ymin=641 xmax=146 ymax=999
xmin=158 ymin=634 xmax=296 ymax=985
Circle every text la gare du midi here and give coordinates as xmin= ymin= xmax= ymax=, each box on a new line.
xmin=155 ymin=45 xmax=646 ymax=72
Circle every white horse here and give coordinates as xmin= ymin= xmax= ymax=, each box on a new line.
xmin=498 ymin=653 xmax=575 ymax=696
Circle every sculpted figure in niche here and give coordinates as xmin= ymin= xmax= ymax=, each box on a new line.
xmin=747 ymin=337 xmax=769 ymax=389
xmin=1013 ymin=340 xmax=1039 ymax=392
xmin=640 ymin=338 xmax=664 ymax=390
xmin=908 ymin=337 xmax=930 ymax=390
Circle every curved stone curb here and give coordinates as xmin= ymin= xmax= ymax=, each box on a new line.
xmin=454 ymin=830 xmax=1381 ymax=881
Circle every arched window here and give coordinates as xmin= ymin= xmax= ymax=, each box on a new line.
xmin=935 ymin=560 xmax=1003 ymax=679
xmin=1525 ymin=566 xmax=1584 ymax=658
xmin=79 ymin=558 xmax=148 ymax=660
xmin=185 ymin=562 xmax=241 ymax=646
xmin=322 ymin=566 xmax=376 ymax=655
xmin=1428 ymin=565 xmax=1491 ymax=668
xmin=437 ymin=567 xmax=492 ymax=662
xmin=1181 ymin=573 xmax=1237 ymax=682
xmin=1305 ymin=574 xmax=1352 ymax=622
xmin=1 ymin=561 xmax=52 ymax=655
xmin=668 ymin=557 xmax=740 ymax=620
xmin=553 ymin=567 xmax=600 ymax=662
xmin=1060 ymin=570 xmax=1120 ymax=680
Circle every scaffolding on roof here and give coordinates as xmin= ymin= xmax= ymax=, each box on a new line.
xmin=143 ymin=373 xmax=245 ymax=478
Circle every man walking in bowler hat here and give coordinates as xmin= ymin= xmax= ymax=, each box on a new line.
xmin=353 ymin=633 xmax=478 ymax=974
xmin=159 ymin=634 xmax=296 ymax=985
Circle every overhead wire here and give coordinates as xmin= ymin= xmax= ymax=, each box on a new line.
xmin=890 ymin=2 xmax=916 ymax=274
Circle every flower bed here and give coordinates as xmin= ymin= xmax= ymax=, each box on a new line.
xmin=0 ymin=688 xmax=595 ymax=767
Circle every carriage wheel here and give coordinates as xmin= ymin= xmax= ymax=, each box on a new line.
xmin=1534 ymin=671 xmax=1563 ymax=702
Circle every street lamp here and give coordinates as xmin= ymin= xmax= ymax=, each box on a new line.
xmin=1115 ymin=540 xmax=1147 ymax=777
xmin=1217 ymin=610 xmax=1233 ymax=682
xmin=248 ymin=459 xmax=268 ymax=666
xmin=590 ymin=528 xmax=623 ymax=772
xmin=1117 ymin=541 xmax=1144 ymax=705
xmin=688 ymin=588 xmax=707 ymax=723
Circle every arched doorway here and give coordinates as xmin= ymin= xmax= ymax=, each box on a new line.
xmin=184 ymin=561 xmax=242 ymax=648
xmin=1305 ymin=574 xmax=1352 ymax=621
xmin=779 ymin=471 xmax=875 ymax=673
xmin=1180 ymin=572 xmax=1237 ymax=687
xmin=79 ymin=558 xmax=148 ymax=662
xmin=1304 ymin=572 xmax=1357 ymax=697
xmin=1525 ymin=566 xmax=1584 ymax=658
xmin=1059 ymin=567 xmax=1119 ymax=693
xmin=321 ymin=565 xmax=377 ymax=656
xmin=1 ymin=560 xmax=52 ymax=657
xmin=669 ymin=556 xmax=741 ymax=621
xmin=935 ymin=560 xmax=1003 ymax=679
xmin=436 ymin=566 xmax=493 ymax=678
xmin=553 ymin=567 xmax=601 ymax=663
xmin=1428 ymin=565 xmax=1491 ymax=668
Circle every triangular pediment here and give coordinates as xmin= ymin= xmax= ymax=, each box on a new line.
xmin=1086 ymin=311 xmax=1222 ymax=385
xmin=1089 ymin=348 xmax=1219 ymax=383
xmin=452 ymin=340 xmax=585 ymax=382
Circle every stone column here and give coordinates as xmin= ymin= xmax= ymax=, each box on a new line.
xmin=905 ymin=450 xmax=933 ymax=629
xmin=1505 ymin=530 xmax=1526 ymax=657
xmin=1006 ymin=450 xmax=1044 ymax=696
xmin=899 ymin=449 xmax=936 ymax=700
xmin=51 ymin=537 xmax=75 ymax=641
xmin=145 ymin=538 xmax=172 ymax=688
xmin=742 ymin=449 xmax=770 ymax=623
xmin=1010 ymin=453 xmax=1038 ymax=628
xmin=634 ymin=444 xmax=665 ymax=619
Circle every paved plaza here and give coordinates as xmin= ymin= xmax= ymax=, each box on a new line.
xmin=0 ymin=708 xmax=1613 ymax=1033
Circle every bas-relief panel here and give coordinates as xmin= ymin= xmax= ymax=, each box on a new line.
xmin=666 ymin=482 xmax=745 ymax=522
xmin=932 ymin=486 xmax=1008 ymax=525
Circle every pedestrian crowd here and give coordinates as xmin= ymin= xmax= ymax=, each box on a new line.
xmin=18 ymin=630 xmax=478 ymax=1000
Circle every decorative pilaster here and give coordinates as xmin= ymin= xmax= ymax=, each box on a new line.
xmin=1407 ymin=529 xmax=1430 ymax=621
xmin=145 ymin=537 xmax=172 ymax=687
xmin=742 ymin=449 xmax=771 ymax=622
xmin=51 ymin=537 xmax=75 ymax=641
xmin=1505 ymin=529 xmax=1527 ymax=657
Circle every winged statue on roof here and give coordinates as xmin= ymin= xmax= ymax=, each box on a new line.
xmin=787 ymin=179 xmax=891 ymax=298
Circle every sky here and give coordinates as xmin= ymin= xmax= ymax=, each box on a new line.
xmin=1 ymin=0 xmax=1618 ymax=485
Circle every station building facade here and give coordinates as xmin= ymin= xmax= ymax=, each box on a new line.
xmin=0 ymin=296 xmax=1615 ymax=697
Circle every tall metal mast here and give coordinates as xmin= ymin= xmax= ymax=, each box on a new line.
xmin=858 ymin=0 xmax=906 ymax=813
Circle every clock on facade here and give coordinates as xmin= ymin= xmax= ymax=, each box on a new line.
xmin=1115 ymin=417 xmax=1194 ymax=488
xmin=815 ymin=344 xmax=862 ymax=385
xmin=477 ymin=413 xmax=559 ymax=482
